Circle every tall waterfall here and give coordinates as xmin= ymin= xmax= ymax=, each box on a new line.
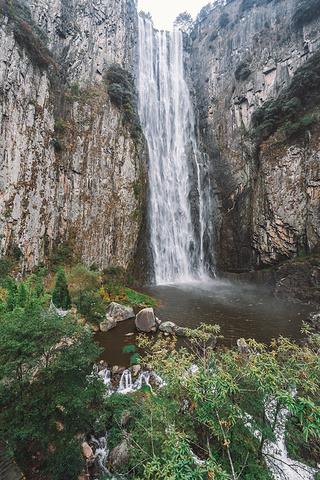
xmin=137 ymin=17 xmax=214 ymax=285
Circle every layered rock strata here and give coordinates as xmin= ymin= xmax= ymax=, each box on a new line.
xmin=0 ymin=0 xmax=147 ymax=270
xmin=188 ymin=0 xmax=320 ymax=272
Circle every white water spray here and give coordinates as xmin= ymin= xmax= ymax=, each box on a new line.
xmin=137 ymin=17 xmax=214 ymax=284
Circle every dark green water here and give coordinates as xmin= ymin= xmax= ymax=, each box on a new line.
xmin=95 ymin=279 xmax=315 ymax=366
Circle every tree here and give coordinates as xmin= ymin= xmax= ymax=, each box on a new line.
xmin=52 ymin=268 xmax=71 ymax=309
xmin=0 ymin=307 xmax=105 ymax=476
xmin=198 ymin=3 xmax=214 ymax=22
xmin=67 ymin=263 xmax=104 ymax=321
xmin=135 ymin=325 xmax=320 ymax=479
xmin=219 ymin=12 xmax=229 ymax=28
xmin=173 ymin=11 xmax=194 ymax=34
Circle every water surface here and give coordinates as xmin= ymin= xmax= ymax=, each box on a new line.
xmin=96 ymin=279 xmax=314 ymax=365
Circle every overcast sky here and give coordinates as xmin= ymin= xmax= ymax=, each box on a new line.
xmin=138 ymin=0 xmax=211 ymax=31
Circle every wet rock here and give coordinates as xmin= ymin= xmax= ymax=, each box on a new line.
xmin=109 ymin=437 xmax=130 ymax=469
xmin=91 ymin=323 xmax=100 ymax=332
xmin=159 ymin=321 xmax=189 ymax=336
xmin=237 ymin=338 xmax=249 ymax=355
xmin=132 ymin=364 xmax=141 ymax=376
xmin=159 ymin=321 xmax=176 ymax=334
xmin=105 ymin=302 xmax=135 ymax=323
xmin=99 ymin=317 xmax=117 ymax=332
xmin=82 ymin=442 xmax=94 ymax=466
xmin=112 ymin=365 xmax=125 ymax=375
xmin=135 ymin=308 xmax=157 ymax=332
xmin=307 ymin=313 xmax=320 ymax=331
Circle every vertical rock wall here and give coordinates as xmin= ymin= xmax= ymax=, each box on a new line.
xmin=0 ymin=0 xmax=148 ymax=270
xmin=188 ymin=0 xmax=320 ymax=272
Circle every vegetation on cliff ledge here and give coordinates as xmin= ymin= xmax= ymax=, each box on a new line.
xmin=0 ymin=0 xmax=58 ymax=70
xmin=251 ymin=49 xmax=320 ymax=144
xmin=105 ymin=63 xmax=143 ymax=144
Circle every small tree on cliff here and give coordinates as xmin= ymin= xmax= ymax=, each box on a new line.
xmin=52 ymin=268 xmax=71 ymax=309
xmin=173 ymin=11 xmax=194 ymax=34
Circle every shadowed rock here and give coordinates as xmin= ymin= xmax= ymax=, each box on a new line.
xmin=135 ymin=308 xmax=157 ymax=332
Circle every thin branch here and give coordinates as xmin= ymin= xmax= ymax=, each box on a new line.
xmin=216 ymin=409 xmax=236 ymax=480
xmin=236 ymin=452 xmax=249 ymax=480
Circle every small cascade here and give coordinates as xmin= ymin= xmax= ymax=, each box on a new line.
xmin=117 ymin=369 xmax=166 ymax=395
xmin=95 ymin=366 xmax=166 ymax=396
xmin=98 ymin=368 xmax=112 ymax=386
xmin=244 ymin=396 xmax=318 ymax=480
xmin=263 ymin=398 xmax=318 ymax=480
xmin=137 ymin=17 xmax=214 ymax=284
xmin=90 ymin=434 xmax=112 ymax=476
xmin=118 ymin=369 xmax=133 ymax=394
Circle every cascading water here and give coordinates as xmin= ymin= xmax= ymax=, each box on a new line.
xmin=137 ymin=17 xmax=214 ymax=284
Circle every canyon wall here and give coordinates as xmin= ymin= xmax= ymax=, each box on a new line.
xmin=188 ymin=0 xmax=320 ymax=273
xmin=0 ymin=0 xmax=148 ymax=271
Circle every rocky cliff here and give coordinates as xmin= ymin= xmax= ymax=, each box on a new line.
xmin=0 ymin=0 xmax=147 ymax=271
xmin=188 ymin=0 xmax=320 ymax=273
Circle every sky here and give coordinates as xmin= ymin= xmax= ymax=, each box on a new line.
xmin=137 ymin=0 xmax=211 ymax=31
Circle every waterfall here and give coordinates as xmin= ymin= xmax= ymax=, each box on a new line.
xmin=137 ymin=17 xmax=214 ymax=284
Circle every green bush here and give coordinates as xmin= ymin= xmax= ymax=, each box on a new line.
xmin=251 ymin=50 xmax=320 ymax=143
xmin=52 ymin=268 xmax=71 ymax=309
xmin=0 ymin=0 xmax=57 ymax=71
xmin=292 ymin=0 xmax=320 ymax=28
xmin=106 ymin=64 xmax=143 ymax=143
xmin=219 ymin=12 xmax=229 ymax=28
xmin=54 ymin=119 xmax=65 ymax=132
xmin=235 ymin=60 xmax=251 ymax=81
xmin=50 ymin=443 xmax=83 ymax=480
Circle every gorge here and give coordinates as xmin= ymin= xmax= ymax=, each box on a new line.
xmin=1 ymin=1 xmax=320 ymax=479
xmin=1 ymin=0 xmax=320 ymax=305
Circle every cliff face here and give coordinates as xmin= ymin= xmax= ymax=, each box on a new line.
xmin=0 ymin=0 xmax=147 ymax=270
xmin=188 ymin=0 xmax=320 ymax=272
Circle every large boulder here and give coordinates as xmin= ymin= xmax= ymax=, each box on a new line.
xmin=99 ymin=317 xmax=117 ymax=332
xmin=108 ymin=437 xmax=130 ymax=469
xmin=105 ymin=302 xmax=135 ymax=323
xmin=135 ymin=308 xmax=157 ymax=332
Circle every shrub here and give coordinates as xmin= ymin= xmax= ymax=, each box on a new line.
xmin=292 ymin=0 xmax=320 ymax=29
xmin=52 ymin=268 xmax=71 ymax=309
xmin=133 ymin=182 xmax=141 ymax=199
xmin=105 ymin=64 xmax=143 ymax=143
xmin=219 ymin=12 xmax=229 ymax=28
xmin=251 ymin=50 xmax=320 ymax=143
xmin=235 ymin=60 xmax=251 ymax=81
xmin=54 ymin=119 xmax=65 ymax=132
xmin=0 ymin=0 xmax=57 ymax=71
xmin=51 ymin=136 xmax=63 ymax=151
xmin=50 ymin=443 xmax=83 ymax=480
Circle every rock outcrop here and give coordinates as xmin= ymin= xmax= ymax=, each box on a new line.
xmin=188 ymin=0 xmax=320 ymax=272
xmin=0 ymin=0 xmax=148 ymax=271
